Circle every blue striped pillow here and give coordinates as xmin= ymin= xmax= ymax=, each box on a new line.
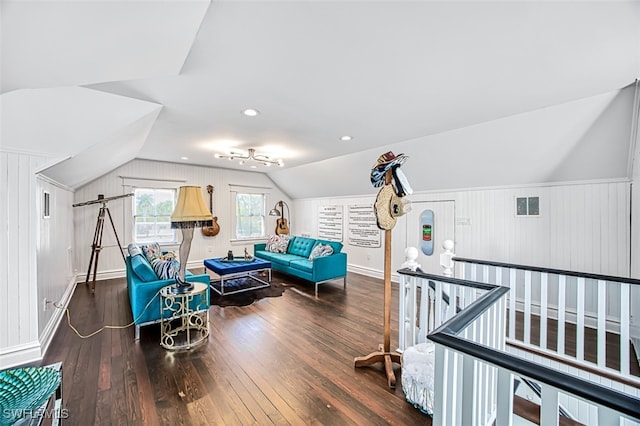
xmin=150 ymin=257 xmax=180 ymax=280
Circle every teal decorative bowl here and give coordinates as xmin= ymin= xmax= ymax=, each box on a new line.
xmin=0 ymin=366 xmax=61 ymax=425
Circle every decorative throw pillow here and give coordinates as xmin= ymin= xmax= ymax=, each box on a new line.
xmin=309 ymin=243 xmax=334 ymax=261
xmin=127 ymin=243 xmax=143 ymax=258
xmin=266 ymin=234 xmax=291 ymax=253
xmin=142 ymin=242 xmax=163 ymax=263
xmin=150 ymin=257 xmax=180 ymax=280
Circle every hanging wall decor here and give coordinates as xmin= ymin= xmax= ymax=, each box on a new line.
xmin=420 ymin=209 xmax=434 ymax=256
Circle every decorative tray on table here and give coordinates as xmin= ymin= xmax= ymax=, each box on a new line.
xmin=219 ymin=256 xmax=255 ymax=263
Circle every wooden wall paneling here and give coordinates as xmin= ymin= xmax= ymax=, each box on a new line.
xmin=8 ymin=154 xmax=22 ymax=347
xmin=24 ymin=155 xmax=38 ymax=345
xmin=556 ymin=185 xmax=568 ymax=269
xmin=591 ymin=184 xmax=602 ymax=273
xmin=585 ymin=184 xmax=596 ymax=272
xmin=0 ymin=151 xmax=50 ymax=362
xmin=609 ymin=182 xmax=622 ymax=275
xmin=0 ymin=152 xmax=8 ymax=349
xmin=618 ymin=182 xmax=631 ymax=275
xmin=36 ymin=177 xmax=75 ymax=338
xmin=8 ymin=154 xmax=23 ymax=347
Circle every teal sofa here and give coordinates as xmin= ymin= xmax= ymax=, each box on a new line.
xmin=125 ymin=246 xmax=210 ymax=340
xmin=254 ymin=236 xmax=347 ymax=296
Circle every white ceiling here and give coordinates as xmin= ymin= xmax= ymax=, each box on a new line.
xmin=1 ymin=1 xmax=639 ymax=198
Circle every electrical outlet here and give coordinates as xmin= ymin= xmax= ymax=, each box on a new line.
xmin=207 ymin=246 xmax=213 ymax=253
xmin=42 ymin=298 xmax=48 ymax=312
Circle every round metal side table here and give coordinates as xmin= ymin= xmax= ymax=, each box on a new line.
xmin=159 ymin=282 xmax=209 ymax=350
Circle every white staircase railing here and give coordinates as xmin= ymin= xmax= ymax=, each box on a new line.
xmin=455 ymin=258 xmax=640 ymax=389
xmin=398 ymin=266 xmax=640 ymax=426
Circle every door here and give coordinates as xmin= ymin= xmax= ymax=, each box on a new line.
xmin=404 ymin=201 xmax=455 ymax=275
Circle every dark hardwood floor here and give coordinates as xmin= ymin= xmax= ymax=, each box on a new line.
xmin=42 ymin=271 xmax=430 ymax=425
xmin=512 ymin=310 xmax=640 ymax=377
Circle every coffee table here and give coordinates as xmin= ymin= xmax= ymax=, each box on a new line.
xmin=204 ymin=257 xmax=271 ymax=296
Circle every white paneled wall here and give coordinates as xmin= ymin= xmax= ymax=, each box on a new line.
xmin=0 ymin=151 xmax=62 ymax=369
xmin=73 ymin=159 xmax=292 ymax=280
xmin=36 ymin=177 xmax=75 ymax=351
xmin=295 ymin=179 xmax=631 ymax=280
xmin=452 ymin=181 xmax=630 ymax=276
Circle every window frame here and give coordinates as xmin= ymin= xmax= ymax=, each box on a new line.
xmin=229 ymin=185 xmax=271 ymax=242
xmin=132 ymin=187 xmax=178 ymax=244
xmin=121 ymin=178 xmax=186 ymax=247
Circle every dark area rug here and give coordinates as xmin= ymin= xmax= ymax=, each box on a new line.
xmin=210 ymin=277 xmax=285 ymax=307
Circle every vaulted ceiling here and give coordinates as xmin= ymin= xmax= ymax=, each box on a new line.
xmin=2 ymin=1 xmax=639 ymax=198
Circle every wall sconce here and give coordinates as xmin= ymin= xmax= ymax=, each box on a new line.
xmin=269 ymin=200 xmax=290 ymax=235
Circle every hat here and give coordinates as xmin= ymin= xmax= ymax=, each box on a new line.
xmin=391 ymin=166 xmax=413 ymax=197
xmin=374 ymin=184 xmax=396 ymax=230
xmin=370 ymin=151 xmax=408 ymax=188
xmin=390 ymin=194 xmax=411 ymax=218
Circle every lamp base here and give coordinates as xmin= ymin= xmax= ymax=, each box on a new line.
xmin=170 ymin=276 xmax=194 ymax=294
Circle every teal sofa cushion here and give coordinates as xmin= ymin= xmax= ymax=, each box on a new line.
xmin=130 ymin=253 xmax=157 ymax=282
xmin=256 ymin=252 xmax=302 ymax=266
xmin=287 ymin=236 xmax=316 ymax=258
xmin=289 ymin=258 xmax=313 ymax=273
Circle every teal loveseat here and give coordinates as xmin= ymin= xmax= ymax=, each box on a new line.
xmin=125 ymin=245 xmax=210 ymax=340
xmin=254 ymin=236 xmax=347 ymax=296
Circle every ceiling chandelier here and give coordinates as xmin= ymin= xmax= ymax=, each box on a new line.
xmin=214 ymin=148 xmax=284 ymax=167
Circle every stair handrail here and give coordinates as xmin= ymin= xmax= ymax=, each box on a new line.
xmin=399 ymin=267 xmax=640 ymax=423
xmin=452 ymin=256 xmax=640 ymax=285
xmin=453 ymin=255 xmax=639 ymax=384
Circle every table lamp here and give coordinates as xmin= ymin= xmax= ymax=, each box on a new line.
xmin=171 ymin=186 xmax=213 ymax=293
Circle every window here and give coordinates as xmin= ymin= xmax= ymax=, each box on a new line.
xmin=235 ymin=192 xmax=266 ymax=239
xmin=133 ymin=188 xmax=177 ymax=243
xmin=516 ymin=196 xmax=540 ymax=216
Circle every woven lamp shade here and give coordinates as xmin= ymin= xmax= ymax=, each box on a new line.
xmin=171 ymin=186 xmax=213 ymax=228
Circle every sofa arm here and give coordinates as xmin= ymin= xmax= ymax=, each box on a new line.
xmin=311 ymin=252 xmax=347 ymax=282
xmin=129 ymin=273 xmax=210 ymax=325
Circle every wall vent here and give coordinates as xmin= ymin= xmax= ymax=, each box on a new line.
xmin=516 ymin=196 xmax=539 ymax=216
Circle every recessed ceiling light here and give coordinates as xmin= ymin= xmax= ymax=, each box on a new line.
xmin=340 ymin=135 xmax=353 ymax=141
xmin=181 ymin=156 xmax=189 ymax=160
xmin=242 ymin=108 xmax=260 ymax=117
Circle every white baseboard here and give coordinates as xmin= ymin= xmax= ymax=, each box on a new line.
xmin=0 ymin=342 xmax=43 ymax=370
xmin=0 ymin=277 xmax=79 ymax=371
xmin=76 ymin=267 xmax=126 ymax=283
xmin=40 ymin=277 xmax=77 ymax=358
xmin=347 ymin=264 xmax=400 ymax=283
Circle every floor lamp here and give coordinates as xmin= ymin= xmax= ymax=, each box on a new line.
xmin=171 ymin=186 xmax=213 ymax=293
